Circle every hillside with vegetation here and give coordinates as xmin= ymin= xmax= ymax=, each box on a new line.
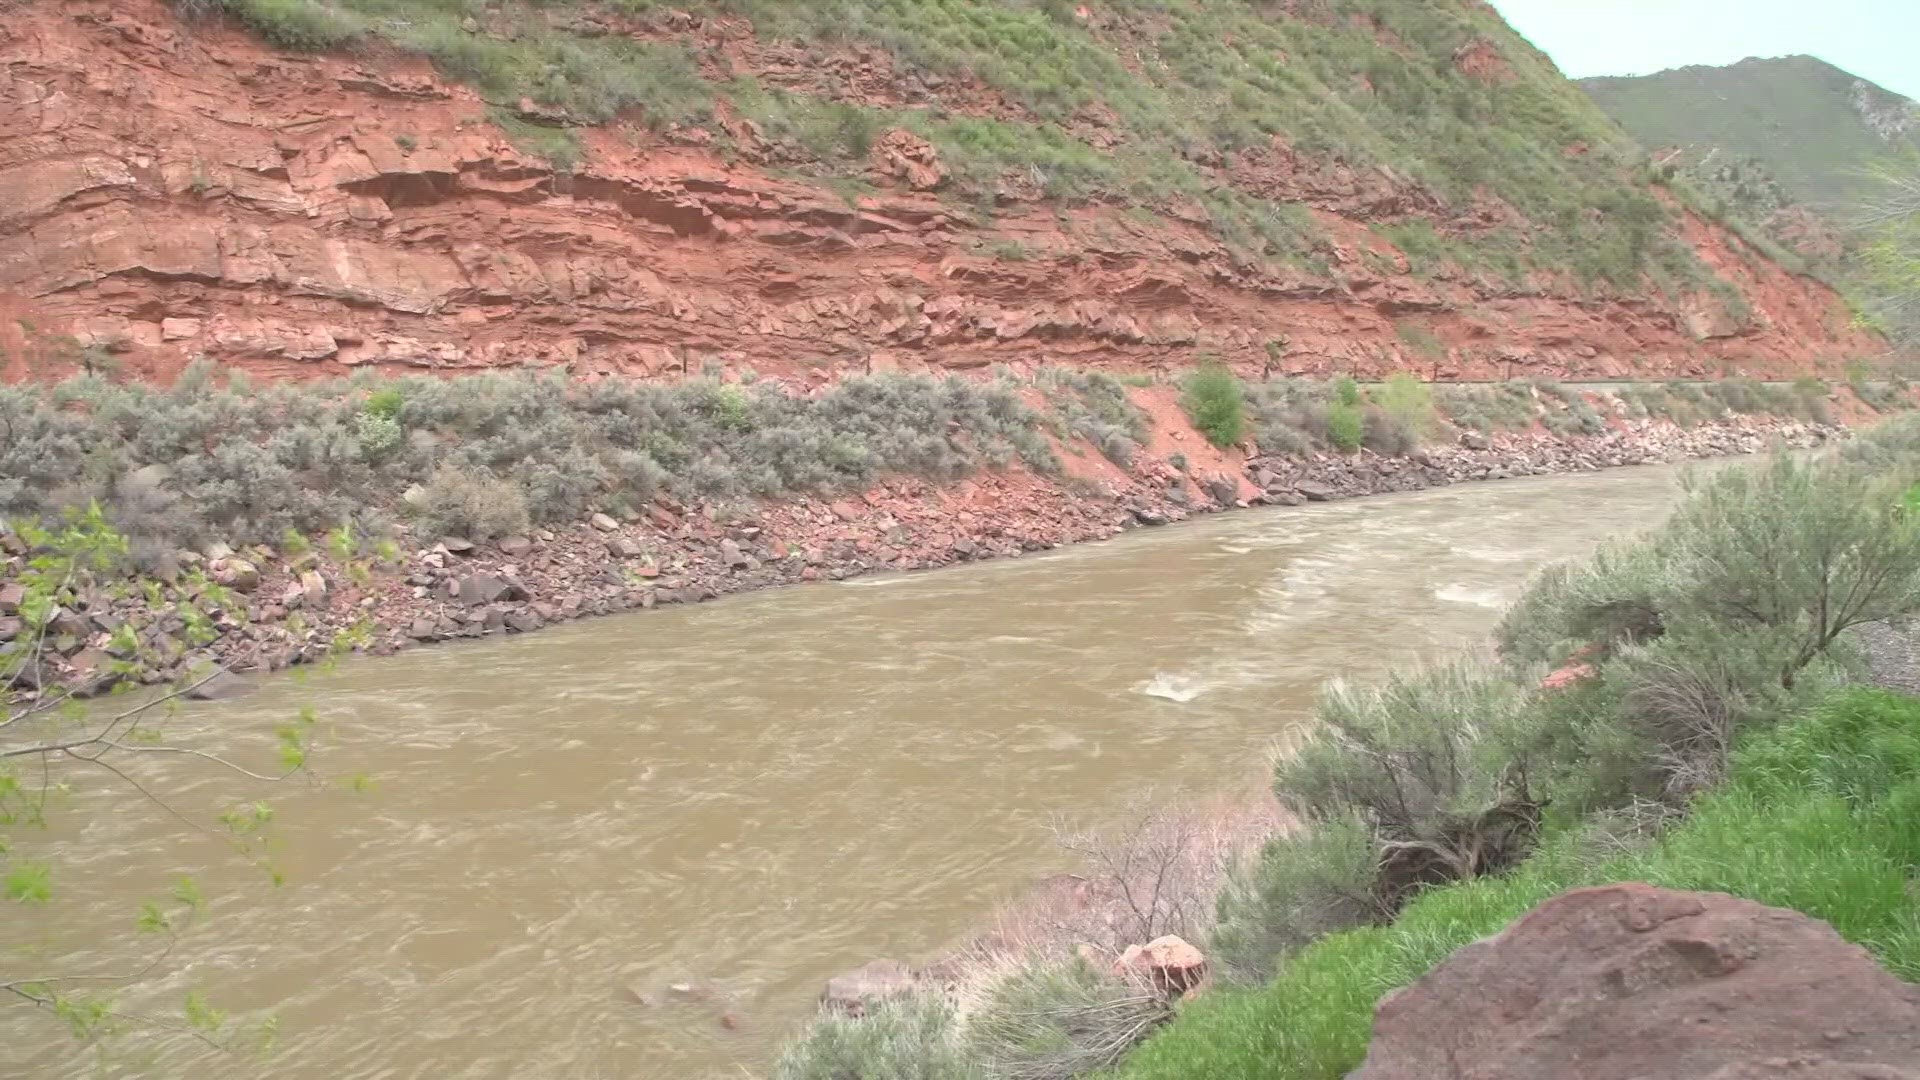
xmin=1580 ymin=56 xmax=1919 ymax=270
xmin=0 ymin=0 xmax=1879 ymax=387
xmin=1581 ymin=56 xmax=1918 ymax=211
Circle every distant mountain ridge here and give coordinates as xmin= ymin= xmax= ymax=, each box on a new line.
xmin=1580 ymin=55 xmax=1920 ymax=214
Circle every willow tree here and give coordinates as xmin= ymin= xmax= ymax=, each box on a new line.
xmin=2 ymin=507 xmax=337 ymax=1058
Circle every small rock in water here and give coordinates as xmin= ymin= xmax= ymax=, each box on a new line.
xmin=186 ymin=666 xmax=255 ymax=702
xmin=821 ymin=959 xmax=914 ymax=1017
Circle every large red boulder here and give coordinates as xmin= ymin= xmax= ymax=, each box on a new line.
xmin=1349 ymin=883 xmax=1920 ymax=1080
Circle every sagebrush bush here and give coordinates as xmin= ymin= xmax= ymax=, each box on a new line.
xmin=1182 ymin=364 xmax=1247 ymax=448
xmin=1358 ymin=405 xmax=1414 ymax=455
xmin=1210 ymin=815 xmax=1383 ymax=984
xmin=774 ymin=995 xmax=977 ymax=1080
xmin=1277 ymin=664 xmax=1545 ymax=911
xmin=963 ymin=959 xmax=1169 ymax=1080
xmin=1435 ymin=382 xmax=1535 ymax=433
xmin=1495 ymin=540 xmax=1674 ymax=666
xmin=1663 ymin=454 xmax=1920 ymax=685
xmin=416 ymin=466 xmax=530 ymax=540
xmin=1039 ymin=368 xmax=1151 ymax=467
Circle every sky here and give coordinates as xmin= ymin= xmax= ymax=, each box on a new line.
xmin=1491 ymin=0 xmax=1920 ymax=101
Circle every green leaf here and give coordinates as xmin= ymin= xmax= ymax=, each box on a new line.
xmin=6 ymin=861 xmax=53 ymax=903
xmin=184 ymin=989 xmax=226 ymax=1033
xmin=137 ymin=900 xmax=170 ymax=934
xmin=172 ymin=876 xmax=204 ymax=910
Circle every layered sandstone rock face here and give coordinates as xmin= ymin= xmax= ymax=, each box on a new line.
xmin=1350 ymin=883 xmax=1920 ymax=1080
xmin=0 ymin=1 xmax=1881 ymax=385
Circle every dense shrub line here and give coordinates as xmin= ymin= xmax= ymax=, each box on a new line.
xmin=0 ymin=364 xmax=1881 ymax=573
xmin=0 ymin=365 xmax=1058 ymax=557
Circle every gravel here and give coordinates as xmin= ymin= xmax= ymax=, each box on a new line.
xmin=1850 ymin=620 xmax=1920 ymax=695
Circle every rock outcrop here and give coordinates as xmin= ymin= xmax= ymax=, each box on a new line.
xmin=0 ymin=0 xmax=1881 ymax=386
xmin=1349 ymin=883 xmax=1920 ymax=1080
xmin=1114 ymin=935 xmax=1208 ymax=996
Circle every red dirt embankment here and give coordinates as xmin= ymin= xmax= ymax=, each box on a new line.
xmin=0 ymin=1 xmax=1882 ymax=387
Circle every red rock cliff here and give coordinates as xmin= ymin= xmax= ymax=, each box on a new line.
xmin=0 ymin=1 xmax=1882 ymax=385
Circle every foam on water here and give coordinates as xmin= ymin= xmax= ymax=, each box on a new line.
xmin=1434 ymin=582 xmax=1507 ymax=609
xmin=1134 ymin=672 xmax=1211 ymax=703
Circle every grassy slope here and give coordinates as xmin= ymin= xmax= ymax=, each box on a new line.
xmin=1580 ymin=56 xmax=1920 ymax=211
xmin=1114 ymin=687 xmax=1920 ymax=1079
xmin=209 ymin=0 xmax=1712 ymax=290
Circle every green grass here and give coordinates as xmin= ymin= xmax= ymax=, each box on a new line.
xmin=1115 ymin=688 xmax=1920 ymax=1079
xmin=183 ymin=0 xmax=1728 ymax=286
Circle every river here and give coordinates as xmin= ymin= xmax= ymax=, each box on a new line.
xmin=4 ymin=463 xmax=1700 ymax=1078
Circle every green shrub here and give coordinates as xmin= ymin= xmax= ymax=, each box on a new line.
xmin=1182 ymin=363 xmax=1247 ymax=448
xmin=1358 ymin=406 xmax=1415 ymax=455
xmin=363 ymin=386 xmax=404 ymax=420
xmin=1325 ymin=402 xmax=1362 ymax=453
xmin=1372 ymin=373 xmax=1436 ymax=441
xmin=1277 ymin=664 xmax=1544 ymax=911
xmin=774 ymin=995 xmax=977 ymax=1080
xmin=1331 ymin=377 xmax=1361 ymax=409
xmin=964 ymin=959 xmax=1169 ymax=1080
xmin=195 ymin=0 xmax=364 ymax=51
xmin=1392 ymin=322 xmax=1445 ymax=362
xmin=1435 ymin=382 xmax=1536 ymax=433
xmin=1210 ymin=816 xmax=1384 ymax=984
xmin=415 ymin=466 xmax=530 ymax=540
xmin=1039 ymin=368 xmax=1152 ymax=468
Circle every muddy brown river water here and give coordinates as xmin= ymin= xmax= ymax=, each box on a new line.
xmin=4 ymin=463 xmax=1704 ymax=1079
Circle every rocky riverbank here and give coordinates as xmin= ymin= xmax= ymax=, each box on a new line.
xmin=0 ymin=413 xmax=1843 ymax=699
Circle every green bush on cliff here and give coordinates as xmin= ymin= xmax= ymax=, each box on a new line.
xmin=181 ymin=0 xmax=365 ymax=51
xmin=1324 ymin=402 xmax=1363 ymax=453
xmin=1181 ymin=364 xmax=1247 ymax=449
xmin=1117 ymin=688 xmax=1920 ymax=1080
xmin=1373 ymin=373 xmax=1437 ymax=441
